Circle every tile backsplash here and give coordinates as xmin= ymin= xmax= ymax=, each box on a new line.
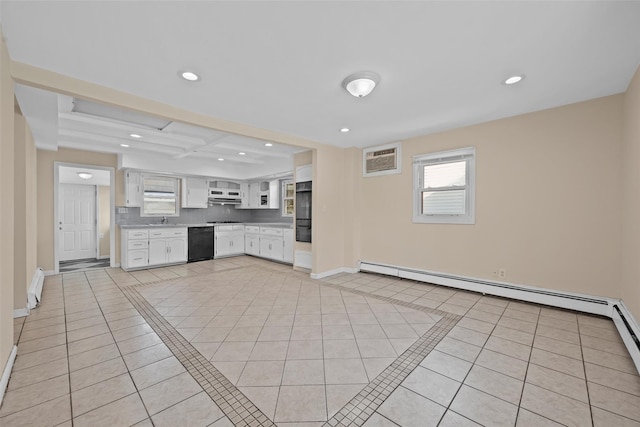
xmin=116 ymin=204 xmax=292 ymax=226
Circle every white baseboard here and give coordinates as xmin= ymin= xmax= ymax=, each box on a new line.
xmin=612 ymin=302 xmax=640 ymax=373
xmin=97 ymin=255 xmax=109 ymax=260
xmin=360 ymin=261 xmax=612 ymax=317
xmin=0 ymin=345 xmax=17 ymax=407
xmin=359 ymin=260 xmax=640 ymax=374
xmin=310 ymin=267 xmax=358 ymax=280
xmin=27 ymin=268 xmax=45 ymax=310
xmin=13 ymin=308 xmax=29 ymax=318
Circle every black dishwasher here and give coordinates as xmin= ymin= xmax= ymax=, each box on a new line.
xmin=188 ymin=226 xmax=214 ymax=262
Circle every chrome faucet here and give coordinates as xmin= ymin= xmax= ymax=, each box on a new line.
xmin=161 ymin=216 xmax=168 ymax=224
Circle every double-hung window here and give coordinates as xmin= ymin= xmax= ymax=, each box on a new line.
xmin=413 ymin=147 xmax=475 ymax=224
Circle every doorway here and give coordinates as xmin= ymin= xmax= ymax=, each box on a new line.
xmin=55 ymin=163 xmax=115 ymax=273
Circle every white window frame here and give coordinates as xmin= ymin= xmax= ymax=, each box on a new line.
xmin=140 ymin=174 xmax=181 ymax=217
xmin=413 ymin=147 xmax=475 ymax=224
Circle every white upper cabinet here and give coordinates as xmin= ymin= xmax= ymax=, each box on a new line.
xmin=296 ymin=164 xmax=312 ymax=182
xmin=181 ymin=177 xmax=208 ymax=208
xmin=124 ymin=171 xmax=142 ymax=207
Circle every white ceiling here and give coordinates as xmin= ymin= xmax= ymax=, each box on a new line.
xmin=59 ymin=166 xmax=110 ymax=186
xmin=3 ymin=1 xmax=640 ymax=153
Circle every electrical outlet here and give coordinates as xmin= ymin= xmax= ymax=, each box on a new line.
xmin=492 ymin=270 xmax=498 ymax=277
xmin=498 ymin=268 xmax=507 ymax=279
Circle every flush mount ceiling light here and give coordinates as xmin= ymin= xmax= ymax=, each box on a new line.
xmin=129 ymin=133 xmax=142 ymax=138
xmin=503 ymin=75 xmax=525 ymax=85
xmin=340 ymin=127 xmax=350 ymax=133
xmin=120 ymin=144 xmax=129 ymax=148
xmin=239 ymin=152 xmax=246 ymax=156
xmin=342 ymin=71 xmax=380 ymax=98
xmin=218 ymin=158 xmax=224 ymax=161
xmin=180 ymin=71 xmax=199 ymax=82
xmin=265 ymin=143 xmax=273 ymax=147
xmin=77 ymin=172 xmax=93 ymax=180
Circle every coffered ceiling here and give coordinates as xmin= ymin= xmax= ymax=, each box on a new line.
xmin=3 ymin=1 xmax=640 ymax=174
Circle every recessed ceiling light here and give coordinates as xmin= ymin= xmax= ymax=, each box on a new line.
xmin=218 ymin=158 xmax=224 ymax=161
xmin=239 ymin=152 xmax=246 ymax=156
xmin=129 ymin=133 xmax=142 ymax=138
xmin=503 ymin=75 xmax=524 ymax=85
xmin=120 ymin=144 xmax=130 ymax=148
xmin=265 ymin=143 xmax=273 ymax=147
xmin=77 ymin=172 xmax=93 ymax=180
xmin=180 ymin=71 xmax=199 ymax=81
xmin=340 ymin=127 xmax=350 ymax=133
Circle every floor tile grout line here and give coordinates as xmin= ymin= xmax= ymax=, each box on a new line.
xmin=120 ymin=284 xmax=276 ymax=426
xmin=124 ymin=264 xmax=462 ymax=426
xmin=77 ymin=271 xmax=155 ymax=423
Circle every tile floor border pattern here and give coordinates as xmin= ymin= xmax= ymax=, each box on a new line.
xmin=121 ymin=285 xmax=276 ymax=427
xmin=301 ymin=279 xmax=462 ymax=427
xmin=119 ymin=266 xmax=463 ymax=427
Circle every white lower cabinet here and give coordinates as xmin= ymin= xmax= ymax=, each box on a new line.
xmin=244 ymin=225 xmax=293 ymax=264
xmin=215 ymin=225 xmax=245 ymax=258
xmin=259 ymin=235 xmax=284 ymax=261
xmin=121 ymin=227 xmax=187 ymax=271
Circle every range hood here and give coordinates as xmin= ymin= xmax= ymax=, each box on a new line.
xmin=208 ymin=187 xmax=242 ymax=204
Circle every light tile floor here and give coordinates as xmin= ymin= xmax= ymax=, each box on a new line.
xmin=1 ymin=255 xmax=639 ymax=426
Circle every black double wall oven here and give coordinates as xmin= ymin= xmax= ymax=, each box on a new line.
xmin=295 ymin=181 xmax=312 ymax=243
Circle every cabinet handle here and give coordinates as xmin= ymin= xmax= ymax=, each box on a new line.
xmin=134 ymin=257 xmax=142 ymax=261
xmin=269 ymin=243 xmax=272 ymax=250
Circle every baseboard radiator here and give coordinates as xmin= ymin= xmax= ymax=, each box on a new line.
xmin=359 ymin=261 xmax=640 ymax=372
xmin=27 ymin=268 xmax=45 ymax=310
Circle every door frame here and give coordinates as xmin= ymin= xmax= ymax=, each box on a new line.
xmin=54 ymin=162 xmax=116 ymax=273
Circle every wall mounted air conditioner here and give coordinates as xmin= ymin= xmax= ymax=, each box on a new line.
xmin=363 ymin=142 xmax=401 ymax=177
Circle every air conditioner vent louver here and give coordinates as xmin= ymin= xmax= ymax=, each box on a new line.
xmin=363 ymin=143 xmax=402 ymax=177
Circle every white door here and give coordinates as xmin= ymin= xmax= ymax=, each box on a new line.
xmin=59 ymin=184 xmax=96 ymax=261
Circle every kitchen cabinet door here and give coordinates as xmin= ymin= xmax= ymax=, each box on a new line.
xmin=215 ymin=234 xmax=233 ymax=258
xmin=125 ymin=171 xmax=142 ymax=207
xmin=260 ymin=236 xmax=283 ymax=261
xmin=245 ymin=234 xmax=260 ymax=256
xmin=182 ymin=177 xmax=208 ymax=208
xmin=167 ymin=237 xmax=187 ymax=263
xmin=230 ymin=232 xmax=245 ymax=254
xmin=248 ymin=182 xmax=260 ymax=209
xmin=238 ymin=183 xmax=250 ymax=209
xmin=148 ymin=238 xmax=168 ymax=266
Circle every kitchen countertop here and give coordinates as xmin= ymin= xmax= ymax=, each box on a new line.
xmin=243 ymin=223 xmax=293 ymax=229
xmin=120 ymin=222 xmax=293 ymax=229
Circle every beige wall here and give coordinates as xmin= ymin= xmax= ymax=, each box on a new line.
xmin=98 ymin=185 xmax=110 ymax=258
xmin=622 ymin=65 xmax=640 ymax=321
xmin=37 ymin=148 xmax=122 ymax=271
xmin=342 ymin=147 xmax=361 ymax=269
xmin=0 ymin=31 xmax=15 ymax=371
xmin=13 ymin=109 xmax=37 ymax=310
xmin=357 ymin=95 xmax=624 ymax=298
xmin=313 ymin=145 xmax=346 ymax=274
